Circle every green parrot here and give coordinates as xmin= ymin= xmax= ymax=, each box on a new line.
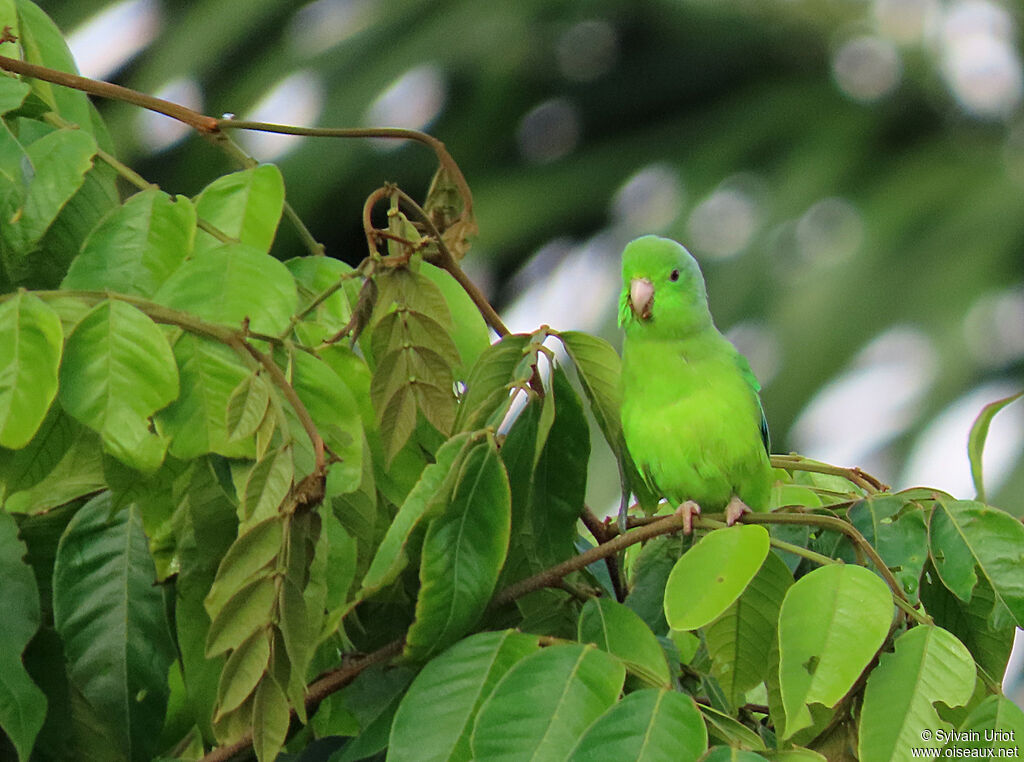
xmin=619 ymin=235 xmax=772 ymax=532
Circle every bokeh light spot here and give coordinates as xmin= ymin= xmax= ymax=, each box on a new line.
xmin=137 ymin=78 xmax=203 ymax=154
xmin=239 ymin=70 xmax=324 ymax=161
xmin=687 ymin=176 xmax=762 ymax=260
xmin=557 ymin=19 xmax=619 ymax=82
xmin=517 ymin=98 xmax=581 ymax=164
xmin=67 ymin=0 xmax=160 ymax=80
xmin=726 ymin=322 xmax=781 ymax=389
xmin=611 ymin=163 xmax=684 ymax=234
xmin=963 ymin=284 xmax=1024 ymax=368
xmin=873 ymin=0 xmax=939 ymax=44
xmin=364 ymin=65 xmax=447 ymax=150
xmin=796 ymin=197 xmax=864 ymax=265
xmin=832 ymin=35 xmax=902 ymax=102
xmin=288 ymin=0 xmax=378 ymax=57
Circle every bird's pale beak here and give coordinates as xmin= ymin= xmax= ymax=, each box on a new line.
xmin=629 ymin=278 xmax=654 ymax=320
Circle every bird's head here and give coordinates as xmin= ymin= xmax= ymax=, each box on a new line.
xmin=619 ymin=235 xmax=712 ymax=337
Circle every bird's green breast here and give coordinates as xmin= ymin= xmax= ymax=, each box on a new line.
xmin=621 ymin=331 xmax=772 ymax=511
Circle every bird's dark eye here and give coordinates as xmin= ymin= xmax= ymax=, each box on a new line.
xmin=669 ymin=269 xmax=680 ymax=282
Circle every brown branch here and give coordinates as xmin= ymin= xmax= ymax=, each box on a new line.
xmin=491 ymin=512 xmax=685 ymax=608
xmin=770 ymin=454 xmax=888 ymax=493
xmin=0 ymin=54 xmax=219 ymax=131
xmin=580 ymin=506 xmax=626 ymax=602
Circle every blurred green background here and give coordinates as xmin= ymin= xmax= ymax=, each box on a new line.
xmin=35 ymin=0 xmax=1024 ymax=701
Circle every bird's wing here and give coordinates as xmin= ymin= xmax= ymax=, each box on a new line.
xmin=734 ymin=352 xmax=770 ymax=455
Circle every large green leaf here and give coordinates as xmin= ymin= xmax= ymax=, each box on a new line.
xmin=62 ymin=188 xmax=196 ymax=297
xmin=928 ymin=498 xmax=1024 ymax=629
xmin=0 ymin=291 xmax=62 ymax=448
xmin=404 ymin=439 xmax=511 ymax=661
xmin=706 ymin=550 xmax=793 ymax=706
xmin=577 ymin=597 xmax=671 ymax=688
xmin=777 ymin=563 xmax=893 ymax=739
xmin=568 ymin=689 xmax=708 ymax=762
xmin=192 ymin=165 xmax=285 ymax=255
xmin=52 ymin=492 xmax=176 ymax=762
xmin=58 ymin=299 xmax=178 ymax=471
xmin=285 ymin=255 xmax=358 ymax=345
xmin=389 ymin=630 xmax=540 ymax=762
xmin=471 ymin=644 xmax=626 ymax=761
xmin=152 ymin=242 xmax=298 ymax=335
xmin=0 ymin=510 xmax=46 ymax=762
xmin=966 ymin=392 xmax=1022 ymax=503
xmin=664 ymin=524 xmax=770 ymax=631
xmin=156 ymin=333 xmax=255 ymax=459
xmin=857 ymin=626 xmax=975 ymax=762
xmin=624 ymin=536 xmax=681 ymax=635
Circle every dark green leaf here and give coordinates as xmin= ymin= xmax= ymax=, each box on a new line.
xmin=454 ymin=334 xmax=529 ymax=432
xmin=52 ymin=492 xmax=176 ymax=761
xmin=849 ymin=495 xmax=928 ymax=603
xmin=0 ymin=509 xmax=46 ymax=762
xmin=404 ymin=439 xmax=511 ymax=661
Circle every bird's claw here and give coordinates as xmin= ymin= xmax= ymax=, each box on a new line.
xmin=675 ymin=500 xmax=701 ymax=534
xmin=725 ymin=496 xmax=752 ymax=527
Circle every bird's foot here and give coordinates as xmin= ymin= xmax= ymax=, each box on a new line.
xmin=724 ymin=496 xmax=751 ymax=527
xmin=675 ymin=500 xmax=701 ymax=534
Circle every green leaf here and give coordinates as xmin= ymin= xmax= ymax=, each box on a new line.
xmin=152 ymin=242 xmax=298 ymax=335
xmin=0 ymin=128 xmax=97 ymax=258
xmin=389 ymin=630 xmax=540 ymax=762
xmin=0 ymin=510 xmax=46 ymax=762
xmin=285 ymin=255 xmax=357 ymax=344
xmin=577 ymin=597 xmax=671 ymax=688
xmin=625 ymin=536 xmax=680 ymax=635
xmin=156 ymin=333 xmax=255 ymax=459
xmin=471 ymin=644 xmax=626 ymax=762
xmin=928 ymin=498 xmax=1024 ymax=629
xmin=224 ymin=372 xmax=271 ymax=442
xmin=706 ymin=550 xmax=793 ymax=706
xmin=1 ymin=408 xmax=105 ymax=514
xmin=404 ymin=439 xmax=511 ymax=661
xmin=205 ymin=516 xmax=284 ymax=620
xmin=857 ymin=626 xmax=975 ymax=762
xmin=0 ymin=75 xmax=30 ymax=115
xmin=954 ymin=695 xmax=1024 ymax=754
xmin=421 ymin=262 xmax=490 ymax=379
xmin=193 ymin=165 xmax=285 ymax=255
xmin=664 ymin=525 xmax=771 ymax=631
xmin=454 ymin=334 xmax=529 ymax=432
xmin=0 ymin=291 xmax=62 ymax=448
xmin=360 ymin=431 xmax=474 ymax=597
xmin=57 ymin=299 xmax=178 ymax=470
xmin=214 ymin=629 xmax=271 ymax=718
xmin=52 ymin=492 xmax=176 ymax=761
xmin=967 ymin=391 xmax=1022 ymax=502
xmin=61 ymin=188 xmax=196 ymax=297
xmin=849 ymin=495 xmax=928 ymax=603
xmin=702 ymin=749 xmax=769 ymax=762
xmin=701 ymin=703 xmax=768 ymax=750
xmin=291 ymin=348 xmax=363 ymax=486
xmin=919 ymin=570 xmax=1015 ymax=679
xmin=568 ymin=689 xmax=708 ymax=762
xmin=777 ymin=564 xmax=893 ymax=739
xmin=205 ymin=576 xmax=277 ymax=658
xmin=240 ymin=445 xmax=293 ymax=523
xmin=251 ymin=673 xmax=290 ymax=762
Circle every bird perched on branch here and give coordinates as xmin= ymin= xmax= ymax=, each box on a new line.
xmin=619 ymin=235 xmax=772 ymax=532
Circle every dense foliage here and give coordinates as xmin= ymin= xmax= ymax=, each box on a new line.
xmin=0 ymin=4 xmax=1022 ymax=761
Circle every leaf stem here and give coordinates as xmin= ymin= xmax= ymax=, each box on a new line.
xmin=770 ymin=454 xmax=888 ymax=493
